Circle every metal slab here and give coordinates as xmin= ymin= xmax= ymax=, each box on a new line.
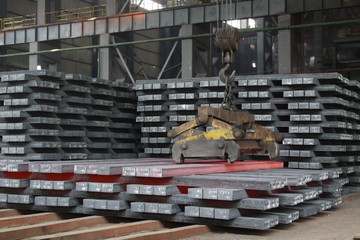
xmin=95 ymin=19 xmax=107 ymax=34
xmin=15 ymin=30 xmax=26 ymax=44
xmin=5 ymin=31 xmax=15 ymax=45
xmin=48 ymin=25 xmax=59 ymax=40
xmin=133 ymin=13 xmax=146 ymax=30
xmin=108 ymin=17 xmax=119 ymax=33
xmin=83 ymin=21 xmax=95 ymax=36
xmin=236 ymin=1 xmax=252 ymax=19
xmin=253 ymin=0 xmax=269 ymax=17
xmin=174 ymin=8 xmax=189 ymax=25
xmin=71 ymin=22 xmax=83 ymax=37
xmin=120 ymin=16 xmax=133 ymax=31
xmin=189 ymin=6 xmax=204 ymax=24
xmin=160 ymin=11 xmax=174 ymax=27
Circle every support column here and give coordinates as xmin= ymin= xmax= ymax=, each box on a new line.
xmin=37 ymin=0 xmax=47 ymax=25
xmin=99 ymin=33 xmax=112 ymax=80
xmin=0 ymin=1 xmax=7 ymax=70
xmin=29 ymin=42 xmax=40 ymax=70
xmin=106 ymin=0 xmax=126 ymax=15
xmin=313 ymin=12 xmax=323 ymax=71
xmin=256 ymin=18 xmax=265 ymax=74
xmin=181 ymin=25 xmax=194 ymax=79
xmin=277 ymin=14 xmax=292 ymax=73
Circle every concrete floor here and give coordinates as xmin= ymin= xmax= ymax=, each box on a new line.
xmin=183 ymin=194 xmax=360 ymax=240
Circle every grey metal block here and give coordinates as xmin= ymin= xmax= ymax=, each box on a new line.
xmin=153 ymin=185 xmax=178 ymax=196
xmin=46 ymin=197 xmax=58 ymax=206
xmin=184 ymin=206 xmax=200 ymax=217
xmin=0 ymin=179 xmax=9 ymax=188
xmin=145 ymin=202 xmax=159 ymax=214
xmin=101 ymin=183 xmax=123 ymax=193
xmin=53 ymin=181 xmax=75 ymax=190
xmin=57 ymin=197 xmax=78 ymax=207
xmin=76 ymin=182 xmax=88 ymax=191
xmin=239 ymin=198 xmax=279 ymax=210
xmin=131 ymin=202 xmax=145 ymax=213
xmin=127 ymin=184 xmax=140 ymax=194
xmin=107 ymin=200 xmax=128 ymax=210
xmin=188 ymin=188 xmax=203 ymax=199
xmin=19 ymin=195 xmax=34 ymax=204
xmin=9 ymin=179 xmax=29 ymax=188
xmin=41 ymin=180 xmax=53 ymax=190
xmin=214 ymin=208 xmax=240 ymax=220
xmin=139 ymin=185 xmax=154 ymax=195
xmin=30 ymin=180 xmax=41 ymax=189
xmin=7 ymin=194 xmax=20 ymax=203
xmin=203 ymin=188 xmax=219 ymax=200
xmin=0 ymin=193 xmax=7 ymax=203
xmin=269 ymin=193 xmax=303 ymax=206
xmin=199 ymin=207 xmax=215 ymax=218
xmin=158 ymin=203 xmax=180 ymax=215
xmin=83 ymin=199 xmax=95 ymax=209
xmin=94 ymin=199 xmax=107 ymax=210
xmin=88 ymin=182 xmax=102 ymax=192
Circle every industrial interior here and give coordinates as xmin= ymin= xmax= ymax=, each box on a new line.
xmin=0 ymin=0 xmax=360 ymax=239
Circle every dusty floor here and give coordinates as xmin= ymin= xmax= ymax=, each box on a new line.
xmin=182 ymin=194 xmax=360 ymax=240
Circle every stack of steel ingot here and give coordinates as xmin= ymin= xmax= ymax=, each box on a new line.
xmin=0 ymin=71 xmax=62 ymax=162
xmin=0 ymin=70 xmax=139 ymax=162
xmin=134 ymin=73 xmax=360 ymax=195
xmin=111 ymin=81 xmax=139 ymax=159
xmin=58 ymin=74 xmax=91 ymax=160
xmin=0 ymin=159 xmax=343 ymax=230
xmin=234 ymin=73 xmax=360 ymax=195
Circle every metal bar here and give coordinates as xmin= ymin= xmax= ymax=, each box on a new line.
xmin=120 ymin=0 xmax=131 ymax=14
xmin=112 ymin=37 xmax=135 ymax=84
xmin=1 ymin=19 xmax=360 ymax=59
xmin=157 ymin=40 xmax=179 ymax=80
